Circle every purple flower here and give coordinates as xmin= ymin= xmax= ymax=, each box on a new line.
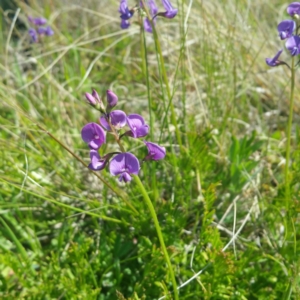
xmin=81 ymin=123 xmax=106 ymax=149
xmin=88 ymin=150 xmax=108 ymax=171
xmin=144 ymin=141 xmax=166 ymax=160
xmin=287 ymin=2 xmax=300 ymax=16
xmin=106 ymin=90 xmax=118 ymax=110
xmin=126 ymin=114 xmax=149 ymax=138
xmin=286 ymin=35 xmax=300 ymax=56
xmin=37 ymin=26 xmax=54 ymax=36
xmin=158 ymin=0 xmax=178 ymax=18
xmin=28 ymin=28 xmax=38 ymax=43
xmin=121 ymin=19 xmax=130 ymax=29
xmin=277 ymin=20 xmax=296 ymax=40
xmin=28 ymin=16 xmax=47 ymax=26
xmin=143 ymin=0 xmax=158 ymax=33
xmin=109 ymin=152 xmax=140 ymax=182
xmin=100 ymin=110 xmax=127 ymax=131
xmin=265 ymin=49 xmax=284 ymax=67
xmin=119 ymin=0 xmax=134 ymax=20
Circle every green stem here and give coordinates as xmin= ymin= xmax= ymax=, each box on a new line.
xmin=140 ymin=0 xmax=182 ymax=150
xmin=134 ymin=175 xmax=178 ymax=300
xmin=140 ymin=13 xmax=159 ymax=200
xmin=285 ymin=56 xmax=295 ymax=206
xmin=140 ymin=23 xmax=154 ymax=141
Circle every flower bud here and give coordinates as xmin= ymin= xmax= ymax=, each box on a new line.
xmin=92 ymin=89 xmax=101 ymax=102
xmin=106 ymin=90 xmax=118 ymax=110
xmin=85 ymin=90 xmax=106 ymax=113
xmin=85 ymin=92 xmax=96 ymax=105
xmin=85 ymin=92 xmax=97 ymax=105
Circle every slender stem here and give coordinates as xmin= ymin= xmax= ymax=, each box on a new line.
xmin=107 ymin=118 xmax=126 ymax=152
xmin=134 ymin=175 xmax=179 ymax=300
xmin=285 ymin=56 xmax=295 ymax=205
xmin=140 ymin=14 xmax=159 ymax=199
xmin=140 ymin=0 xmax=182 ymax=150
xmin=140 ymin=23 xmax=154 ymax=141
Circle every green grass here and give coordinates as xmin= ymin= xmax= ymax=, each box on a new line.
xmin=1 ymin=0 xmax=300 ymax=299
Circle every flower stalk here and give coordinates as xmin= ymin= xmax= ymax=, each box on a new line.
xmin=285 ymin=55 xmax=295 ymax=205
xmin=134 ymin=175 xmax=179 ymax=300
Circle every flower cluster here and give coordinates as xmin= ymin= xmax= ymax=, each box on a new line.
xmin=28 ymin=16 xmax=54 ymax=43
xmin=81 ymin=89 xmax=166 ymax=183
xmin=119 ymin=0 xmax=178 ymax=32
xmin=266 ymin=2 xmax=300 ymax=67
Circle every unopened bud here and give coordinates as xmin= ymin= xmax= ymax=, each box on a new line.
xmin=85 ymin=92 xmax=96 ymax=105
xmin=106 ymin=90 xmax=118 ymax=110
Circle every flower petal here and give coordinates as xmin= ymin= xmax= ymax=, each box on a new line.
xmin=286 ymin=35 xmax=300 ymax=56
xmin=144 ymin=141 xmax=166 ymax=160
xmin=277 ymin=20 xmax=296 ymax=40
xmin=109 ymin=153 xmax=140 ymax=177
xmin=265 ymin=49 xmax=284 ymax=67
xmin=81 ymin=123 xmax=106 ymax=149
xmin=89 ymin=150 xmax=107 ymax=171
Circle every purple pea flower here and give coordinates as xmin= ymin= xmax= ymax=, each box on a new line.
xmin=119 ymin=0 xmax=135 ymax=20
xmin=100 ymin=110 xmax=127 ymax=131
xmin=28 ymin=16 xmax=47 ymax=26
xmin=158 ymin=0 xmax=178 ymax=18
xmin=88 ymin=150 xmax=109 ymax=171
xmin=144 ymin=141 xmax=166 ymax=160
xmin=126 ymin=114 xmax=149 ymax=138
xmin=286 ymin=35 xmax=300 ymax=56
xmin=109 ymin=152 xmax=140 ymax=182
xmin=277 ymin=20 xmax=296 ymax=40
xmin=287 ymin=2 xmax=300 ymax=16
xmin=37 ymin=26 xmax=54 ymax=36
xmin=106 ymin=90 xmax=118 ymax=110
xmin=265 ymin=49 xmax=284 ymax=67
xmin=121 ymin=19 xmax=130 ymax=29
xmin=143 ymin=0 xmax=159 ymax=33
xmin=81 ymin=123 xmax=106 ymax=149
xmin=28 ymin=28 xmax=38 ymax=43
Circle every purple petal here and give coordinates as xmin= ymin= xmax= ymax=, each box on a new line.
xmin=265 ymin=49 xmax=284 ymax=67
xmin=81 ymin=123 xmax=106 ymax=149
xmin=287 ymin=2 xmax=300 ymax=16
xmin=100 ymin=116 xmax=111 ymax=131
xmin=92 ymin=89 xmax=101 ymax=102
xmin=136 ymin=125 xmax=149 ymax=138
xmin=160 ymin=0 xmax=178 ymax=18
xmin=28 ymin=28 xmax=38 ymax=43
xmin=45 ymin=26 xmax=54 ymax=36
xmin=127 ymin=114 xmax=147 ymax=138
xmin=277 ymin=20 xmax=296 ymax=40
xmin=37 ymin=26 xmax=54 ymax=36
xmin=106 ymin=90 xmax=118 ymax=109
xmin=85 ymin=92 xmax=97 ymax=105
xmin=119 ymin=172 xmax=132 ymax=182
xmin=111 ymin=110 xmax=127 ymax=129
xmin=149 ymin=0 xmax=158 ymax=15
xmin=28 ymin=16 xmax=47 ymax=26
xmin=286 ymin=35 xmax=300 ymax=56
xmin=100 ymin=110 xmax=127 ymax=131
xmin=121 ymin=19 xmax=130 ymax=29
xmin=144 ymin=18 xmax=154 ymax=33
xmin=109 ymin=153 xmax=140 ymax=181
xmin=119 ymin=0 xmax=134 ymax=20
xmin=89 ymin=150 xmax=107 ymax=171
xmin=144 ymin=141 xmax=166 ymax=160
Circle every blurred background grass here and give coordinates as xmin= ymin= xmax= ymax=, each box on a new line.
xmin=0 ymin=0 xmax=300 ymax=299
